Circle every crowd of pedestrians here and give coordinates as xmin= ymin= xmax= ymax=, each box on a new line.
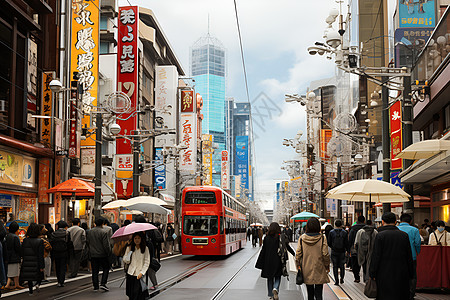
xmin=0 ymin=216 xmax=173 ymax=297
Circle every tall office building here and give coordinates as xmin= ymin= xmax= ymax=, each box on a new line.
xmin=190 ymin=34 xmax=226 ymax=186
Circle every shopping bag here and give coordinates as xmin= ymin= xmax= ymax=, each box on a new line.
xmin=296 ymin=270 xmax=304 ymax=285
xmin=364 ymin=278 xmax=377 ymax=298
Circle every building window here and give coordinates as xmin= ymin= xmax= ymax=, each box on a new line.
xmin=100 ymin=16 xmax=108 ymax=31
xmin=100 ymin=42 xmax=109 ymax=54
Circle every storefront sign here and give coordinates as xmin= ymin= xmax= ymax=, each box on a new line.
xmin=321 ymin=129 xmax=332 ymax=159
xmin=179 ymin=114 xmax=197 ymax=173
xmin=116 ymin=6 xmax=139 ymax=197
xmin=68 ymin=87 xmax=80 ymax=158
xmin=71 ymin=0 xmax=99 ymax=146
xmin=390 ymin=101 xmax=403 ymax=170
xmin=235 ymin=175 xmax=241 ymax=198
xmin=81 ymin=147 xmax=95 ymax=176
xmin=399 ymin=0 xmax=435 ymax=28
xmin=22 ymin=157 xmax=36 ymax=185
xmin=0 ymin=194 xmax=12 ymax=207
xmin=181 ymin=90 xmax=195 ymax=113
xmin=221 ymin=150 xmax=229 ymax=190
xmin=154 ymin=148 xmax=166 ymax=189
xmin=115 ymin=154 xmax=133 ymax=181
xmin=41 ymin=72 xmax=54 ymax=147
xmin=235 ymin=136 xmax=249 ymax=190
xmin=202 ymin=134 xmax=213 ymax=186
xmin=18 ymin=197 xmax=37 ymax=225
xmin=0 ymin=150 xmax=24 ymax=186
xmin=38 ymin=159 xmax=51 ymax=203
xmin=27 ymin=39 xmax=38 ymax=129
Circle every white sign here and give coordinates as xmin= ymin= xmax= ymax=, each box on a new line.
xmin=155 ymin=66 xmax=178 ymax=138
xmin=81 ymin=148 xmax=96 ymax=176
xmin=328 ymin=198 xmax=337 ymax=217
xmin=115 ymin=154 xmax=133 ymax=171
xmin=179 ymin=113 xmax=197 ymax=173
xmin=235 ymin=175 xmax=241 ymax=197
xmin=221 ymin=150 xmax=229 ymax=189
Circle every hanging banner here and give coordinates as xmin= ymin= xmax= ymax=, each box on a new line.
xmin=179 ymin=113 xmax=197 ymax=173
xmin=321 ymin=129 xmax=332 ymax=159
xmin=235 ymin=136 xmax=249 ymax=190
xmin=202 ymin=134 xmax=213 ymax=186
xmin=41 ymin=72 xmax=54 ymax=147
xmin=81 ymin=147 xmax=95 ymax=176
xmin=390 ymin=100 xmax=403 ymax=170
xmin=155 ymin=66 xmax=178 ymax=133
xmin=399 ymin=0 xmax=435 ymax=28
xmin=38 ymin=159 xmax=51 ymax=203
xmin=71 ymin=0 xmax=99 ymax=146
xmin=154 ymin=148 xmax=166 ymax=189
xmin=181 ymin=90 xmax=195 ymax=113
xmin=116 ymin=6 xmax=139 ymax=197
xmin=221 ymin=150 xmax=229 ymax=190
xmin=68 ymin=87 xmax=80 ymax=158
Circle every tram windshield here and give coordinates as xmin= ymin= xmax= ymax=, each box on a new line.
xmin=183 ymin=215 xmax=218 ymax=236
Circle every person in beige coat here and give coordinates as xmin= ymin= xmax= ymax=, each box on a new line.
xmin=296 ymin=218 xmax=330 ymax=300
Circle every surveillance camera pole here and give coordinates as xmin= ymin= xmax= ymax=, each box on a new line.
xmin=94 ymin=111 xmax=103 ymax=219
xmin=381 ymin=76 xmax=391 ymax=214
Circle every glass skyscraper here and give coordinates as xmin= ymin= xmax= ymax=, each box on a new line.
xmin=191 ymin=34 xmax=226 ymax=186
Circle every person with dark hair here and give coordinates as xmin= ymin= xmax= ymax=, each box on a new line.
xmin=428 ymin=220 xmax=450 ymax=246
xmin=38 ymin=224 xmax=52 ymax=283
xmin=20 ymin=223 xmax=44 ymax=295
xmin=124 ymin=220 xmax=131 ymax=226
xmin=87 ymin=217 xmax=112 ymax=291
xmin=67 ymin=218 xmax=86 ymax=278
xmin=296 ymin=217 xmax=330 ymax=300
xmin=4 ymin=221 xmax=23 ymax=290
xmin=165 ymin=224 xmax=175 ymax=255
xmin=123 ymin=232 xmax=150 ymax=300
xmin=44 ymin=223 xmax=54 ymax=236
xmin=255 ymin=222 xmax=295 ymax=300
xmin=348 ymin=215 xmax=365 ymax=283
xmin=398 ymin=213 xmax=421 ymax=299
xmin=327 ymin=219 xmax=349 ymax=285
xmin=50 ymin=220 xmax=70 ymax=287
xmin=0 ymin=220 xmax=8 ymax=290
xmin=370 ymin=212 xmax=413 ymax=300
xmin=355 ymin=219 xmax=377 ymax=282
xmin=133 ymin=216 xmax=158 ymax=289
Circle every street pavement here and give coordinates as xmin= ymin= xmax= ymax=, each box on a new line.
xmin=1 ymin=242 xmax=448 ymax=299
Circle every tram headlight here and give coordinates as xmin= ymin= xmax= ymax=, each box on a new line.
xmin=186 ymin=238 xmax=190 ymax=243
xmin=211 ymin=238 xmax=216 ymax=243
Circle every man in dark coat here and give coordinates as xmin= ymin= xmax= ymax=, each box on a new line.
xmin=328 ymin=219 xmax=349 ymax=285
xmin=87 ymin=217 xmax=112 ymax=291
xmin=348 ymin=215 xmax=365 ymax=283
xmin=50 ymin=220 xmax=71 ymax=287
xmin=370 ymin=212 xmax=413 ymax=300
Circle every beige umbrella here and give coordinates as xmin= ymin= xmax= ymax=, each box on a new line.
xmin=102 ymin=200 xmax=127 ymax=209
xmin=125 ymin=196 xmax=168 ymax=206
xmin=325 ymin=179 xmax=410 ymax=203
xmin=123 ymin=196 xmax=170 ymax=215
xmin=120 ymin=210 xmax=143 ymax=215
xmin=396 ymin=140 xmax=450 ymax=160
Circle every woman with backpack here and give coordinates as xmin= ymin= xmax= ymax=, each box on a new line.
xmin=20 ymin=223 xmax=45 ymax=295
xmin=123 ymin=232 xmax=150 ymax=300
xmin=4 ymin=221 xmax=23 ymax=290
xmin=38 ymin=224 xmax=52 ymax=282
xmin=296 ymin=217 xmax=330 ymax=300
xmin=255 ymin=222 xmax=295 ymax=300
xmin=50 ymin=221 xmax=71 ymax=287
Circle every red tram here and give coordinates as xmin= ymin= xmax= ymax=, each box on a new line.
xmin=181 ymin=186 xmax=247 ymax=255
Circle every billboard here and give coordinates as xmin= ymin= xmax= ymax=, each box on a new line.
xmin=202 ymin=134 xmax=213 ymax=186
xmin=235 ymin=136 xmax=249 ymax=190
xmin=390 ymin=100 xmax=403 ymax=170
xmin=221 ymin=150 xmax=230 ymax=190
xmin=116 ymin=6 xmax=139 ymax=197
xmin=399 ymin=0 xmax=435 ymax=28
xmin=40 ymin=72 xmax=54 ymax=148
xmin=154 ymin=148 xmax=166 ymax=189
xmin=71 ymin=0 xmax=99 ymax=146
xmin=181 ymin=90 xmax=195 ymax=113
xmin=179 ymin=113 xmax=197 ymax=173
xmin=155 ymin=66 xmax=178 ymax=133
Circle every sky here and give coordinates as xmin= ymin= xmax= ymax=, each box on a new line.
xmin=123 ymin=0 xmax=337 ymax=209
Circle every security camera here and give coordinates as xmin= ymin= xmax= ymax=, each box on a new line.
xmin=109 ymin=123 xmax=121 ymax=135
xmin=300 ymin=100 xmax=306 ymax=106
xmin=308 ymin=47 xmax=318 ymax=55
xmin=164 ymin=104 xmax=173 ymax=110
xmin=144 ymin=105 xmax=155 ymax=111
xmin=49 ymin=80 xmax=63 ymax=93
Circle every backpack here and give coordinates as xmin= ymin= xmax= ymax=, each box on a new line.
xmin=359 ymin=230 xmax=371 ymax=255
xmin=332 ymin=230 xmax=346 ymax=252
xmin=154 ymin=229 xmax=164 ymax=243
xmin=51 ymin=238 xmax=67 ymax=252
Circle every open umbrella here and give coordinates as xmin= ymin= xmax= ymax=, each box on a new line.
xmin=46 ymin=178 xmax=95 ymax=195
xmin=250 ymin=223 xmax=263 ymax=227
xmin=396 ymin=139 xmax=450 ymax=160
xmin=290 ymin=211 xmax=320 ymax=222
xmin=125 ymin=196 xmax=168 ymax=206
xmin=111 ymin=222 xmax=157 ymax=241
xmin=122 ymin=196 xmax=169 ymax=215
xmin=102 ymin=200 xmax=127 ymax=209
xmin=120 ymin=210 xmax=143 ymax=215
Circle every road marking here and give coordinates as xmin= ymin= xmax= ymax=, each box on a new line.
xmin=327 ymin=275 xmax=351 ymax=300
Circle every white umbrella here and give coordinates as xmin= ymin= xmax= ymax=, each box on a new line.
xmin=102 ymin=200 xmax=127 ymax=209
xmin=125 ymin=196 xmax=168 ymax=207
xmin=123 ymin=202 xmax=170 ymax=215
xmin=120 ymin=210 xmax=143 ymax=215
xmin=396 ymin=140 xmax=450 ymax=160
xmin=250 ymin=222 xmax=263 ymax=227
xmin=326 ymin=179 xmax=410 ymax=203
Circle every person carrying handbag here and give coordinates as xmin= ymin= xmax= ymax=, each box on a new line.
xmin=295 ymin=218 xmax=330 ymax=300
xmin=123 ymin=232 xmax=150 ymax=300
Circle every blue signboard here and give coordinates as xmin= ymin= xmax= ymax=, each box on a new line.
xmin=0 ymin=194 xmax=12 ymax=207
xmin=276 ymin=183 xmax=281 ymax=203
xmin=154 ymin=148 xmax=166 ymax=189
xmin=390 ymin=171 xmax=403 ymax=189
xmin=235 ymin=136 xmax=249 ymax=192
xmin=399 ymin=0 xmax=435 ymax=28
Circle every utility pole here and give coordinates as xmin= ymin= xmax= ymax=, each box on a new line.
xmin=402 ymin=74 xmax=414 ymax=217
xmin=337 ymin=160 xmax=342 ymax=219
xmin=94 ymin=112 xmax=102 ymax=219
xmin=132 ymin=137 xmax=140 ymax=197
xmin=382 ymin=76 xmax=391 ymax=213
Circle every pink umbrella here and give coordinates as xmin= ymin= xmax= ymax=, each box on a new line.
xmin=112 ymin=223 xmax=157 ymax=241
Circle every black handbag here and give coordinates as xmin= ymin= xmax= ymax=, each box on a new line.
xmin=296 ymin=238 xmax=304 ymax=285
xmin=150 ymin=257 xmax=161 ymax=272
xmin=364 ymin=278 xmax=377 ymax=298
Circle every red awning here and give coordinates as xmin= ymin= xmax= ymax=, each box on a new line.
xmin=46 ymin=178 xmax=95 ymax=196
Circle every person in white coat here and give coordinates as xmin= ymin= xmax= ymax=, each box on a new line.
xmin=123 ymin=232 xmax=150 ymax=300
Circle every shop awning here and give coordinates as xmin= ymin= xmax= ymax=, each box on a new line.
xmin=396 ymin=140 xmax=450 ymax=160
xmin=46 ymin=178 xmax=95 ymax=196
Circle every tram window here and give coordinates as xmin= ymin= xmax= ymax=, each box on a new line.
xmin=220 ymin=216 xmax=224 ymax=234
xmin=183 ymin=216 xmax=218 ymax=236
xmin=185 ymin=192 xmax=216 ymax=204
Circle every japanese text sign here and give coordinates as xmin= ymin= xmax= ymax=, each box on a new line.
xmin=181 ymin=90 xmax=194 ymax=113
xmin=179 ymin=114 xmax=197 ymax=173
xmin=40 ymin=72 xmax=54 ymax=147
xmin=221 ymin=150 xmax=229 ymax=190
xmin=154 ymin=148 xmax=166 ymax=189
xmin=399 ymin=0 xmax=435 ymax=28
xmin=390 ymin=101 xmax=403 ymax=170
xmin=202 ymin=134 xmax=213 ymax=186
xmin=38 ymin=159 xmax=50 ymax=203
xmin=235 ymin=136 xmax=249 ymax=191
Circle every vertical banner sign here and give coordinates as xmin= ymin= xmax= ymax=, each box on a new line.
xmin=38 ymin=159 xmax=50 ymax=203
xmin=179 ymin=114 xmax=197 ymax=173
xmin=221 ymin=150 xmax=229 ymax=190
xmin=321 ymin=129 xmax=332 ymax=159
xmin=399 ymin=0 xmax=435 ymax=28
xmin=154 ymin=148 xmax=166 ymax=189
xmin=68 ymin=88 xmax=79 ymax=158
xmin=202 ymin=134 xmax=213 ymax=186
xmin=116 ymin=6 xmax=139 ymax=197
xmin=235 ymin=136 xmax=249 ymax=191
xmin=155 ymin=66 xmax=178 ymax=133
xmin=390 ymin=101 xmax=403 ymax=170
xmin=181 ymin=91 xmax=195 ymax=113
xmin=71 ymin=0 xmax=99 ymax=146
xmin=41 ymin=72 xmax=54 ymax=147
xmin=235 ymin=175 xmax=241 ymax=197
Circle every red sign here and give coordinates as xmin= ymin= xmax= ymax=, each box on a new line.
xmin=181 ymin=90 xmax=194 ymax=112
xmin=390 ymin=101 xmax=403 ymax=170
xmin=38 ymin=159 xmax=51 ymax=203
xmin=68 ymin=88 xmax=79 ymax=158
xmin=116 ymin=6 xmax=139 ymax=197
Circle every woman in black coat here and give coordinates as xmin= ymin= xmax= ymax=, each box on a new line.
xmin=256 ymin=222 xmax=295 ymax=300
xmin=4 ymin=221 xmax=23 ymax=290
xmin=20 ymin=223 xmax=45 ymax=295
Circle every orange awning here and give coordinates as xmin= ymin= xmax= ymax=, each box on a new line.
xmin=46 ymin=178 xmax=95 ymax=196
